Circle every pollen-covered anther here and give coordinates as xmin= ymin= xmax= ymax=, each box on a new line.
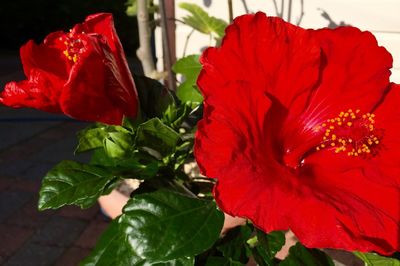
xmin=61 ymin=31 xmax=85 ymax=63
xmin=315 ymin=109 xmax=382 ymax=157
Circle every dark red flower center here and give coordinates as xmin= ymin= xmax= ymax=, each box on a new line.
xmin=59 ymin=30 xmax=85 ymax=63
xmin=314 ymin=109 xmax=382 ymax=157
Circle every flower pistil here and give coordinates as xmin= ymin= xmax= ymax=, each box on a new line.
xmin=315 ymin=109 xmax=382 ymax=157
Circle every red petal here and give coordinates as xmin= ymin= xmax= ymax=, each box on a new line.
xmin=364 ymin=83 xmax=400 ymax=186
xmin=0 ymin=69 xmax=63 ymax=112
xmin=198 ymin=12 xmax=321 ymax=117
xmin=299 ymin=149 xmax=400 ymax=254
xmin=60 ymin=35 xmax=124 ymax=125
xmin=83 ymin=13 xmax=117 ymax=52
xmin=304 ymin=27 xmax=392 ymax=121
xmin=82 ymin=13 xmax=138 ymax=118
xmin=195 ymin=80 xmax=296 ymax=231
xmin=195 ymin=78 xmax=274 ymax=178
xmin=20 ymin=39 xmax=68 ymax=79
xmin=214 ymin=141 xmax=400 ymax=254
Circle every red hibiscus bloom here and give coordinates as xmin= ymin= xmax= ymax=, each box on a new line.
xmin=195 ymin=12 xmax=400 ymax=254
xmin=0 ymin=13 xmax=138 ymax=125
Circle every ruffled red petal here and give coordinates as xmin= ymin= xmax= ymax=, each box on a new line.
xmin=0 ymin=69 xmax=63 ymax=112
xmin=364 ymin=83 xmax=400 ymax=186
xmin=20 ymin=39 xmax=69 ymax=79
xmin=304 ymin=26 xmax=392 ymax=121
xmin=298 ymin=145 xmax=400 ymax=254
xmin=198 ymin=12 xmax=321 ymax=117
xmin=195 ymin=80 xmax=274 ymax=178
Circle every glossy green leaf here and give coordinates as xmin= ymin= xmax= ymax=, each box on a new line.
xmin=38 ymin=161 xmax=118 ymax=210
xmin=280 ymin=242 xmax=334 ymax=266
xmin=354 ymin=252 xmax=400 ymax=266
xmin=135 ymin=118 xmax=181 ymax=158
xmin=179 ymin=3 xmax=227 ymax=38
xmin=81 ymin=221 xmax=143 ymax=265
xmin=121 ymin=189 xmax=224 ymax=261
xmin=172 ymin=55 xmax=203 ymax=104
xmin=83 ymin=189 xmax=223 ymax=264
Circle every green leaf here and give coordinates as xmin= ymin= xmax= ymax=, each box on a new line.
xmin=75 ymin=124 xmax=132 ymax=154
xmin=149 ymin=257 xmax=194 ymax=266
xmin=217 ymin=225 xmax=253 ymax=264
xmin=173 ymin=140 xmax=193 ymax=170
xmin=179 ymin=3 xmax=227 ymax=38
xmin=83 ymin=190 xmax=223 ymax=264
xmin=121 ymin=189 xmax=224 ymax=261
xmin=134 ymin=75 xmax=175 ymax=120
xmin=248 ymin=230 xmax=285 ymax=266
xmin=75 ymin=127 xmax=107 ymax=153
xmin=125 ymin=0 xmax=158 ymax=17
xmin=176 ymin=81 xmax=202 ymax=107
xmin=172 ymin=55 xmax=203 ymax=104
xmin=354 ymin=252 xmax=400 ymax=266
xmin=90 ymin=149 xmax=160 ymax=180
xmin=162 ymin=103 xmax=192 ymax=130
xmin=258 ymin=230 xmax=286 ymax=262
xmin=135 ymin=118 xmax=181 ymax=158
xmin=81 ymin=221 xmax=142 ymax=265
xmin=279 ymin=243 xmax=334 ymax=266
xmin=172 ymin=55 xmax=201 ymax=81
xmin=125 ymin=0 xmax=138 ymax=16
xmin=38 ymin=161 xmax=118 ymax=210
xmin=104 ymin=131 xmax=134 ymax=158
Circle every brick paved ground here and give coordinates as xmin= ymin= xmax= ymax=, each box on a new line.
xmin=0 ymin=52 xmax=143 ymax=265
xmin=0 ymin=113 xmax=110 ymax=266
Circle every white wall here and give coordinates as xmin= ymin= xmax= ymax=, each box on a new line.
xmin=161 ymin=0 xmax=400 ymax=83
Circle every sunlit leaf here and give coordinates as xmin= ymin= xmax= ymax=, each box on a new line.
xmin=354 ymin=252 xmax=400 ymax=266
xmin=38 ymin=161 xmax=118 ymax=210
xmin=172 ymin=55 xmax=203 ymax=104
xmin=179 ymin=2 xmax=227 ymax=38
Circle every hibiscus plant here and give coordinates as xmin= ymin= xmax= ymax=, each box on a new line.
xmin=1 ymin=3 xmax=400 ymax=266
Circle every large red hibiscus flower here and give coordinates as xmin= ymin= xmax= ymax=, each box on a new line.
xmin=195 ymin=12 xmax=400 ymax=254
xmin=0 ymin=13 xmax=138 ymax=125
